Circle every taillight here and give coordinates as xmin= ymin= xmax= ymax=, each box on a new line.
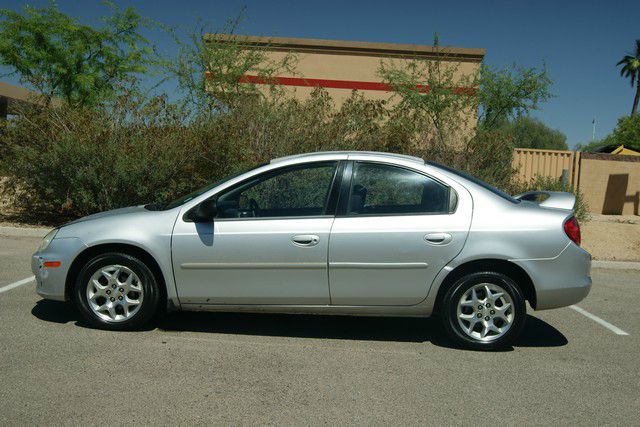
xmin=564 ymin=216 xmax=581 ymax=246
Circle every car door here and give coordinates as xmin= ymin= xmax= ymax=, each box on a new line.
xmin=328 ymin=160 xmax=471 ymax=306
xmin=172 ymin=161 xmax=341 ymax=305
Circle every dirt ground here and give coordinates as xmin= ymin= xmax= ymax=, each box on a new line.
xmin=581 ymin=214 xmax=640 ymax=261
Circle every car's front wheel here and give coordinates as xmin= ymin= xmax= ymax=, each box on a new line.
xmin=74 ymin=252 xmax=160 ymax=330
xmin=441 ymin=271 xmax=526 ymax=350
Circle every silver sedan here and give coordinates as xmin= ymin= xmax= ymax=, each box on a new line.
xmin=32 ymin=151 xmax=591 ymax=349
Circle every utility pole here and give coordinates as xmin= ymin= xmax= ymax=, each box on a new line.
xmin=591 ymin=117 xmax=596 ymax=141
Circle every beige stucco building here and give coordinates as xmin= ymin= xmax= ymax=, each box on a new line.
xmin=0 ymin=82 xmax=43 ymax=118
xmin=204 ymin=34 xmax=485 ymax=108
xmin=0 ymin=81 xmax=62 ymax=118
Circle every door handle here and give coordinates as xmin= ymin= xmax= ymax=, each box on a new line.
xmin=424 ymin=233 xmax=452 ymax=245
xmin=292 ymin=234 xmax=320 ymax=247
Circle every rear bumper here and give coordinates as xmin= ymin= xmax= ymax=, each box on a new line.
xmin=31 ymin=237 xmax=87 ymax=301
xmin=512 ymin=242 xmax=592 ymax=310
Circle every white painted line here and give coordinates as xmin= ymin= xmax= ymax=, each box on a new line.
xmin=0 ymin=276 xmax=35 ymax=294
xmin=570 ymin=305 xmax=629 ymax=336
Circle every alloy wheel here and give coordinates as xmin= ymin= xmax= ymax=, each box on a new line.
xmin=456 ymin=283 xmax=514 ymax=342
xmin=86 ymin=265 xmax=144 ymax=322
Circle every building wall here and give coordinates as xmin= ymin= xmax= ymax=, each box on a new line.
xmin=262 ymin=50 xmax=481 ymax=108
xmin=0 ymin=81 xmax=62 ymax=118
xmin=578 ymin=153 xmax=640 ymax=216
xmin=206 ymin=35 xmax=484 ymax=109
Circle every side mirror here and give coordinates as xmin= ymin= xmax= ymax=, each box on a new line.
xmin=186 ymin=198 xmax=218 ymax=223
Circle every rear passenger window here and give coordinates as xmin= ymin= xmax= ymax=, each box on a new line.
xmin=347 ymin=162 xmax=454 ymax=215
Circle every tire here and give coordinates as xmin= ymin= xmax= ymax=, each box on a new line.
xmin=74 ymin=252 xmax=160 ymax=330
xmin=441 ymin=271 xmax=526 ymax=350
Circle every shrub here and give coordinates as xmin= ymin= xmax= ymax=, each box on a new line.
xmin=0 ymin=99 xmax=240 ymax=223
xmin=0 ymin=19 xmax=558 ymax=225
xmin=0 ymin=89 xmax=520 ymax=224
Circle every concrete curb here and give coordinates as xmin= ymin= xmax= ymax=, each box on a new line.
xmin=0 ymin=226 xmax=51 ymax=238
xmin=592 ymin=260 xmax=640 ymax=270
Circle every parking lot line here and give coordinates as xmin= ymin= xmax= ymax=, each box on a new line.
xmin=0 ymin=276 xmax=35 ymax=294
xmin=570 ymin=305 xmax=629 ymax=336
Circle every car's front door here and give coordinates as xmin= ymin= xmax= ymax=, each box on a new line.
xmin=328 ymin=161 xmax=471 ymax=306
xmin=172 ymin=161 xmax=341 ymax=305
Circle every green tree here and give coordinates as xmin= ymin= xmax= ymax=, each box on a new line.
xmin=378 ymin=39 xmax=553 ymax=146
xmin=617 ymin=39 xmax=640 ymax=117
xmin=163 ymin=17 xmax=297 ymax=116
xmin=0 ymin=3 xmax=153 ymax=107
xmin=501 ymin=116 xmax=567 ymax=150
xmin=577 ymin=115 xmax=640 ymax=152
xmin=477 ymin=64 xmax=552 ymax=130
xmin=378 ymin=39 xmax=477 ymax=150
xmin=377 ymin=37 xmax=553 ymax=188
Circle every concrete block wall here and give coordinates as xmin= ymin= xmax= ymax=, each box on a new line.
xmin=578 ymin=153 xmax=640 ymax=216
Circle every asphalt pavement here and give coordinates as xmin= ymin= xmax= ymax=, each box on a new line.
xmin=1 ymin=233 xmax=638 ymax=425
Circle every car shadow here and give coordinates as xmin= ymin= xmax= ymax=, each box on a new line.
xmin=32 ymin=300 xmax=75 ymax=324
xmin=32 ymin=300 xmax=567 ymax=351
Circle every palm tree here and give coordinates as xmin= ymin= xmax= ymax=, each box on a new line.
xmin=617 ymin=39 xmax=640 ymax=116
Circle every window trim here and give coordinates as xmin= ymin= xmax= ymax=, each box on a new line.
xmin=202 ymin=160 xmax=343 ymax=221
xmin=425 ymin=161 xmax=519 ymax=204
xmin=335 ymin=160 xmax=354 ymax=216
xmin=336 ymin=160 xmax=458 ymax=218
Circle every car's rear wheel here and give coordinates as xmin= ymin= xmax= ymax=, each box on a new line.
xmin=74 ymin=252 xmax=160 ymax=330
xmin=441 ymin=271 xmax=526 ymax=350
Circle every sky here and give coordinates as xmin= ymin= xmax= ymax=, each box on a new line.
xmin=1 ymin=0 xmax=639 ymax=148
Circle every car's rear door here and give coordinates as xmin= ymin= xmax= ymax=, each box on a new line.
xmin=328 ymin=160 xmax=472 ymax=306
xmin=172 ymin=161 xmax=342 ymax=305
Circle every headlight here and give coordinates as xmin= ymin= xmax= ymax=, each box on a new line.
xmin=38 ymin=228 xmax=59 ymax=252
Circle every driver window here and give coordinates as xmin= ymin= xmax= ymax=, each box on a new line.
xmin=216 ymin=162 xmax=338 ymax=218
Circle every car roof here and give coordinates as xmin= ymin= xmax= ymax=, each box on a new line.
xmin=270 ymin=151 xmax=425 ymax=165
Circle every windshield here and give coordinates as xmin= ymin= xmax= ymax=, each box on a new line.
xmin=426 ymin=161 xmax=520 ymax=204
xmin=148 ymin=163 xmax=266 ymax=211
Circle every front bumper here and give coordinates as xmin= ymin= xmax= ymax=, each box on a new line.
xmin=512 ymin=242 xmax=592 ymax=310
xmin=32 ymin=237 xmax=87 ymax=301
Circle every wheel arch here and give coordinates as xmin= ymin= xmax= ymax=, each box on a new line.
xmin=65 ymin=243 xmax=168 ymax=310
xmin=433 ymin=258 xmax=536 ymax=313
